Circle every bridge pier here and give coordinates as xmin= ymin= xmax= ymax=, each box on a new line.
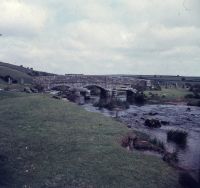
xmin=80 ymin=90 xmax=91 ymax=100
xmin=99 ymin=89 xmax=113 ymax=104
xmin=126 ymin=90 xmax=136 ymax=104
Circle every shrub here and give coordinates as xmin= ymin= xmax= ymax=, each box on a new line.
xmin=167 ymin=130 xmax=188 ymax=146
xmin=185 ymin=94 xmax=195 ymax=99
xmin=185 ymin=93 xmax=200 ymax=99
xmin=149 ymin=138 xmax=165 ymax=150
xmin=187 ymin=100 xmax=200 ymax=107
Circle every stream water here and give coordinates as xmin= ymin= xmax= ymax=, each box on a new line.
xmin=81 ymin=97 xmax=200 ymax=176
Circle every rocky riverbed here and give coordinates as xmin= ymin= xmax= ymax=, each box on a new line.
xmin=82 ymin=103 xmax=200 ymax=178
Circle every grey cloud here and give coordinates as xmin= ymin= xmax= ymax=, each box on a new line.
xmin=0 ymin=0 xmax=199 ymax=76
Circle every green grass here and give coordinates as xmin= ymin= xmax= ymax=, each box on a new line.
xmin=0 ymin=83 xmax=32 ymax=92
xmin=145 ymin=88 xmax=192 ymax=102
xmin=0 ymin=65 xmax=32 ymax=84
xmin=0 ymin=91 xmax=29 ymax=100
xmin=0 ymin=92 xmax=179 ymax=188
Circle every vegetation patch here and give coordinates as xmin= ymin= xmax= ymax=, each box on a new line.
xmin=187 ymin=100 xmax=200 ymax=107
xmin=167 ymin=130 xmax=188 ymax=146
xmin=145 ymin=88 xmax=193 ymax=103
xmin=149 ymin=138 xmax=165 ymax=150
xmin=121 ymin=134 xmax=165 ymax=153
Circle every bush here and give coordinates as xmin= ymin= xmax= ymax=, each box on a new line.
xmin=189 ymin=84 xmax=200 ymax=93
xmin=187 ymin=100 xmax=200 ymax=107
xmin=185 ymin=93 xmax=200 ymax=99
xmin=149 ymin=138 xmax=165 ymax=150
xmin=185 ymin=94 xmax=195 ymax=99
xmin=167 ymin=130 xmax=188 ymax=146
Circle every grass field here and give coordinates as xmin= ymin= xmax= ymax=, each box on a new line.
xmin=0 ymin=65 xmax=33 ymax=84
xmin=145 ymin=88 xmax=192 ymax=102
xmin=0 ymin=83 xmax=32 ymax=92
xmin=0 ymin=92 xmax=179 ymax=188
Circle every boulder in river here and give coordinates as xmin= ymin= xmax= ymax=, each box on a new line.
xmin=148 ymin=112 xmax=158 ymax=116
xmin=161 ymin=121 xmax=170 ymax=125
xmin=186 ymin=107 xmax=191 ymax=112
xmin=144 ymin=119 xmax=161 ymax=128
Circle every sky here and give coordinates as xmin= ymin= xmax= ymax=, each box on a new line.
xmin=0 ymin=0 xmax=199 ymax=76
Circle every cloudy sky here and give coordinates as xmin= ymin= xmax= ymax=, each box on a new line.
xmin=0 ymin=0 xmax=199 ymax=75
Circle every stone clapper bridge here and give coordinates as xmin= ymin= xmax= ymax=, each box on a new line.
xmin=34 ymin=75 xmax=148 ymax=103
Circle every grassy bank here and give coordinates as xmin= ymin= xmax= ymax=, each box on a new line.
xmin=0 ymin=65 xmax=33 ymax=83
xmin=0 ymin=92 xmax=179 ymax=188
xmin=145 ymin=88 xmax=192 ymax=103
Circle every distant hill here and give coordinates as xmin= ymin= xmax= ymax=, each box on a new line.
xmin=0 ymin=62 xmax=55 ymax=84
xmin=120 ymin=75 xmax=200 ymax=85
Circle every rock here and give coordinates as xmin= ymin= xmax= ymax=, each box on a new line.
xmin=24 ymin=87 xmax=32 ymax=93
xmin=161 ymin=121 xmax=170 ymax=125
xmin=186 ymin=118 xmax=191 ymax=121
xmin=52 ymin=95 xmax=61 ymax=100
xmin=30 ymin=88 xmax=38 ymax=93
xmin=148 ymin=112 xmax=158 ymax=116
xmin=127 ymin=125 xmax=132 ymax=129
xmin=163 ymin=152 xmax=178 ymax=164
xmin=144 ymin=119 xmax=161 ymax=128
xmin=186 ymin=107 xmax=191 ymax=112
xmin=133 ymin=113 xmax=138 ymax=116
